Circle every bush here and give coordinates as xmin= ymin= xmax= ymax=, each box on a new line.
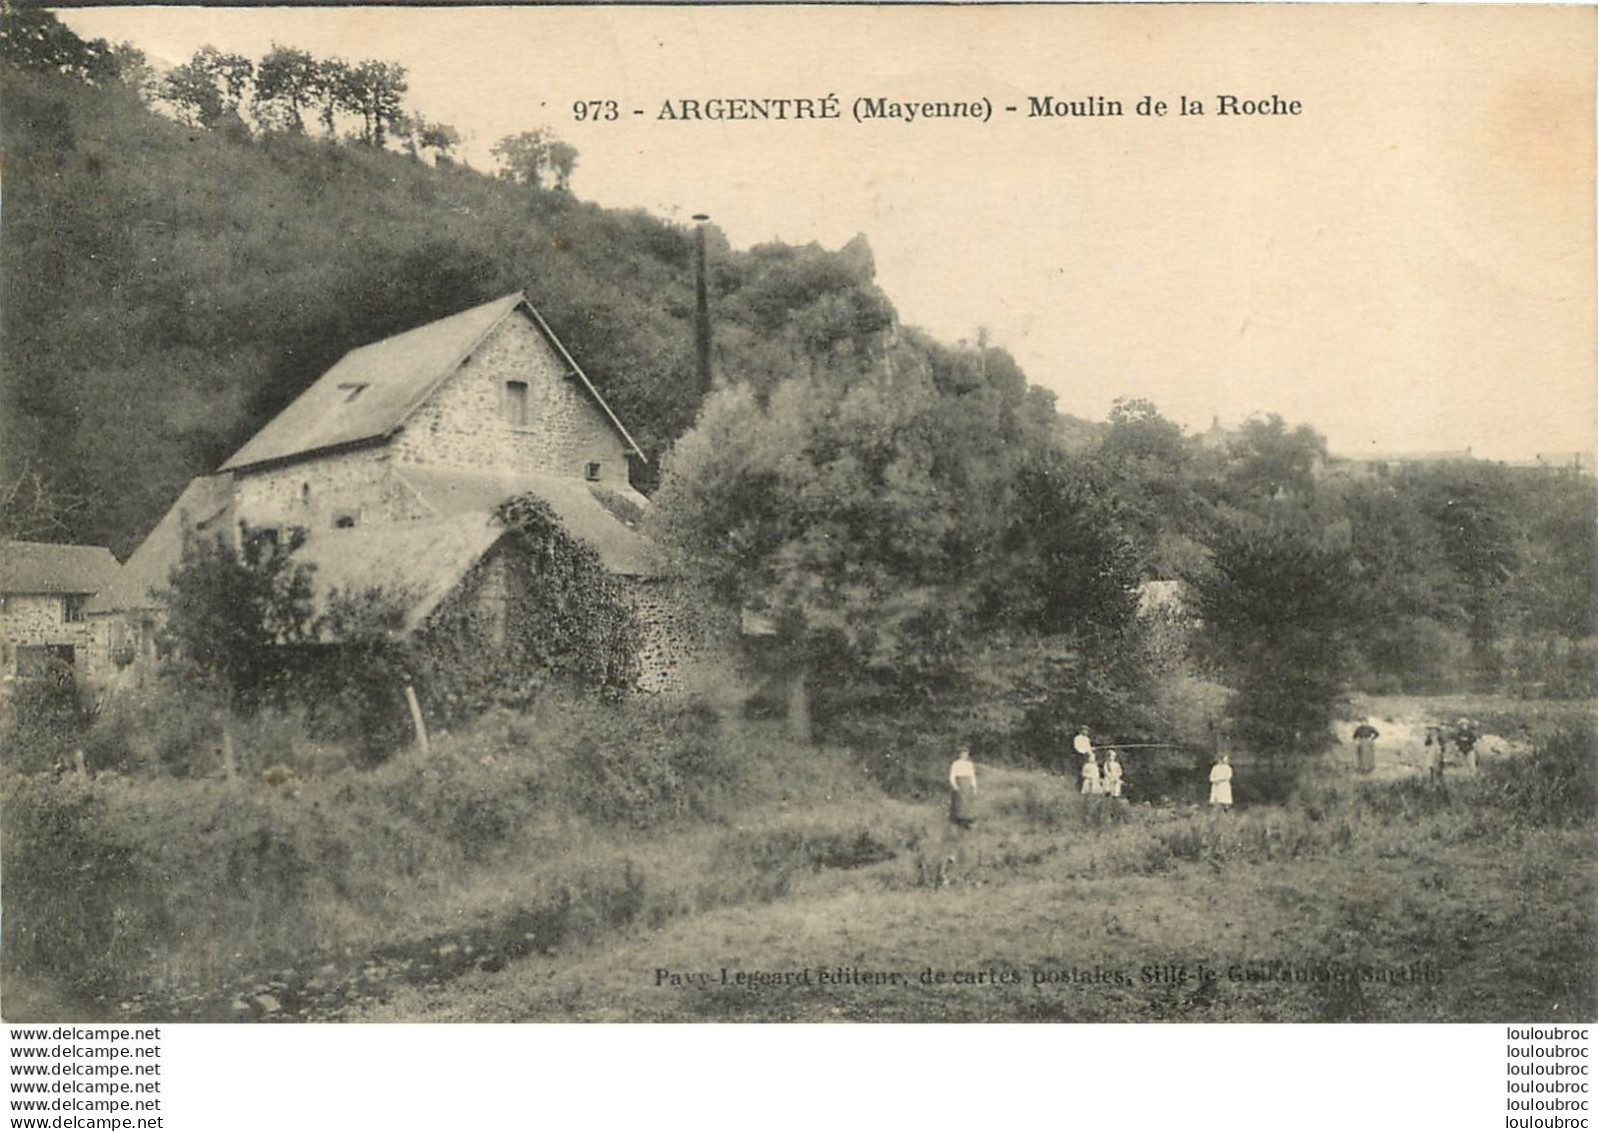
xmin=1483 ymin=723 xmax=1596 ymax=828
xmin=555 ymin=694 xmax=741 ymax=827
xmin=78 ymin=685 xmax=320 ymax=780
xmin=0 ymin=775 xmax=145 ymax=988
xmin=3 ymin=659 xmax=93 ymax=772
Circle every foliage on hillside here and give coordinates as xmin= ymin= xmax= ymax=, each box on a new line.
xmin=1 ymin=51 xmax=700 ymax=553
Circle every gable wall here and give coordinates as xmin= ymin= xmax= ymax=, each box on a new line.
xmin=389 ymin=315 xmax=630 ymax=484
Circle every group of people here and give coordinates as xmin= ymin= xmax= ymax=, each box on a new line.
xmin=1352 ymin=716 xmax=1482 ymax=783
xmin=946 ymin=730 xmax=1236 ymax=829
xmin=1073 ymin=731 xmax=1125 ymax=799
xmin=1424 ymin=717 xmax=1481 ymax=782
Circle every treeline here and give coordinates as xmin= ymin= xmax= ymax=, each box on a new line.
xmin=655 ymin=379 xmax=1595 ymax=780
xmin=2 ymin=10 xmax=1592 ymax=777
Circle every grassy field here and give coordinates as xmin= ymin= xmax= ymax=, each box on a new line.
xmin=3 ymin=695 xmax=1592 ymax=1024
xmin=355 ymin=754 xmax=1594 ymax=1023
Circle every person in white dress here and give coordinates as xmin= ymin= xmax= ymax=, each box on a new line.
xmin=1103 ymin=749 xmax=1124 ymax=799
xmin=949 ymin=747 xmax=978 ymax=828
xmin=1081 ymin=751 xmax=1102 ymax=796
xmin=1209 ymin=754 xmax=1234 ymax=810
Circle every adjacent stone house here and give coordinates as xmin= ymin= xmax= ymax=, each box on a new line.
xmin=0 ymin=540 xmax=119 ymax=689
xmin=88 ymin=291 xmax=709 ymax=693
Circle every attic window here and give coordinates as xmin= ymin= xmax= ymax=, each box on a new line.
xmin=585 ymin=462 xmax=602 ymax=482
xmin=503 ymin=381 xmax=529 ymax=427
xmin=338 ymin=383 xmax=368 ymax=403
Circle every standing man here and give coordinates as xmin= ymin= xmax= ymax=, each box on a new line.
xmin=1352 ymin=719 xmax=1380 ymax=774
xmin=1453 ymin=718 xmax=1481 ymax=772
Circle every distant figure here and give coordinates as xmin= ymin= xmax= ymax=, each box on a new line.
xmin=1081 ymin=751 xmax=1102 ymax=796
xmin=1453 ymin=718 xmax=1481 ymax=772
xmin=1209 ymin=754 xmax=1234 ymax=810
xmin=1424 ymin=725 xmax=1448 ymax=784
xmin=1103 ymin=749 xmax=1125 ymax=799
xmin=949 ymin=746 xmax=978 ymax=828
xmin=1352 ymin=720 xmax=1380 ymax=774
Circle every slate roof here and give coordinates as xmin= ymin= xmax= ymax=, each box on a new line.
xmin=292 ymin=512 xmax=506 ymax=634
xmin=0 ymin=541 xmax=119 ymax=596
xmin=399 ymin=468 xmax=658 ymax=578
xmin=220 ymin=293 xmax=645 ymax=472
xmin=83 ymin=476 xmax=233 ymax=614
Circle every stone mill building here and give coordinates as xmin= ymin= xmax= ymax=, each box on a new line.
xmin=87 ymin=292 xmax=703 ymax=693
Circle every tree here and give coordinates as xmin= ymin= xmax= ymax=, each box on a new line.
xmin=1510 ymin=473 xmax=1598 ymax=641
xmin=1406 ymin=462 xmax=1523 ymax=668
xmin=160 ymin=46 xmax=254 ymax=131
xmin=1225 ymin=413 xmax=1327 ymax=502
xmin=491 ymin=128 xmax=578 ymax=190
xmin=308 ymin=586 xmax=417 ymax=763
xmin=1095 ymin=398 xmax=1214 ymax=578
xmin=0 ymin=7 xmax=121 ymax=83
xmin=545 ymin=139 xmax=578 ymax=192
xmin=1101 ymin=397 xmax=1188 ymax=467
xmin=308 ymin=57 xmax=350 ymax=137
xmin=253 ymin=45 xmax=318 ymax=133
xmin=652 ymin=316 xmax=1136 ymax=759
xmin=1335 ymin=476 xmax=1468 ymax=692
xmin=1192 ymin=509 xmax=1358 ymax=774
xmin=0 ymin=465 xmax=88 ymax=542
xmin=341 ymin=59 xmax=407 ymax=147
xmin=159 ymin=523 xmax=317 ymax=715
xmin=978 ymin=450 xmax=1140 ymax=642
xmin=409 ymin=115 xmax=462 ymax=164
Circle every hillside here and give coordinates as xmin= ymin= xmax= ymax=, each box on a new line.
xmin=0 ymin=60 xmax=906 ymax=556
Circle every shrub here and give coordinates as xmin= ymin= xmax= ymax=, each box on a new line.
xmin=0 ymin=775 xmax=147 ymax=988
xmin=555 ymin=694 xmax=741 ymax=828
xmin=3 ymin=659 xmax=92 ymax=772
xmin=1483 ymin=723 xmax=1596 ymax=828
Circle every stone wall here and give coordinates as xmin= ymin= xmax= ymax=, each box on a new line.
xmin=389 ymin=315 xmax=630 ymax=484
xmin=1 ymin=594 xmax=98 ymax=680
xmin=232 ymin=448 xmax=428 ymax=533
xmin=629 ymin=578 xmax=736 ymax=694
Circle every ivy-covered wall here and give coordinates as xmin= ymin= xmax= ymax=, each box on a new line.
xmin=410 ymin=496 xmax=641 ymax=722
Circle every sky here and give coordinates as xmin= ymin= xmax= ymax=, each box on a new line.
xmin=60 ymin=5 xmax=1597 ymax=462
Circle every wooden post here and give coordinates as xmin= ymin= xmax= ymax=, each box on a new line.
xmin=404 ymin=677 xmax=429 ymax=754
xmin=73 ymin=748 xmax=88 ymax=782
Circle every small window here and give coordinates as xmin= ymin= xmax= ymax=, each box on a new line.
xmin=585 ymin=462 xmax=602 ymax=482
xmin=301 ymin=483 xmax=312 ymax=505
xmin=64 ymin=595 xmax=86 ymax=623
xmin=338 ymin=383 xmax=368 ymax=403
xmin=503 ymin=381 xmax=529 ymax=427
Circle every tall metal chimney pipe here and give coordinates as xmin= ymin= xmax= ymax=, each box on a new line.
xmin=693 ymin=214 xmax=712 ymax=397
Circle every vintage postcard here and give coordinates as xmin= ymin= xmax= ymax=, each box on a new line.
xmin=2 ymin=1 xmax=1593 ymax=1068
